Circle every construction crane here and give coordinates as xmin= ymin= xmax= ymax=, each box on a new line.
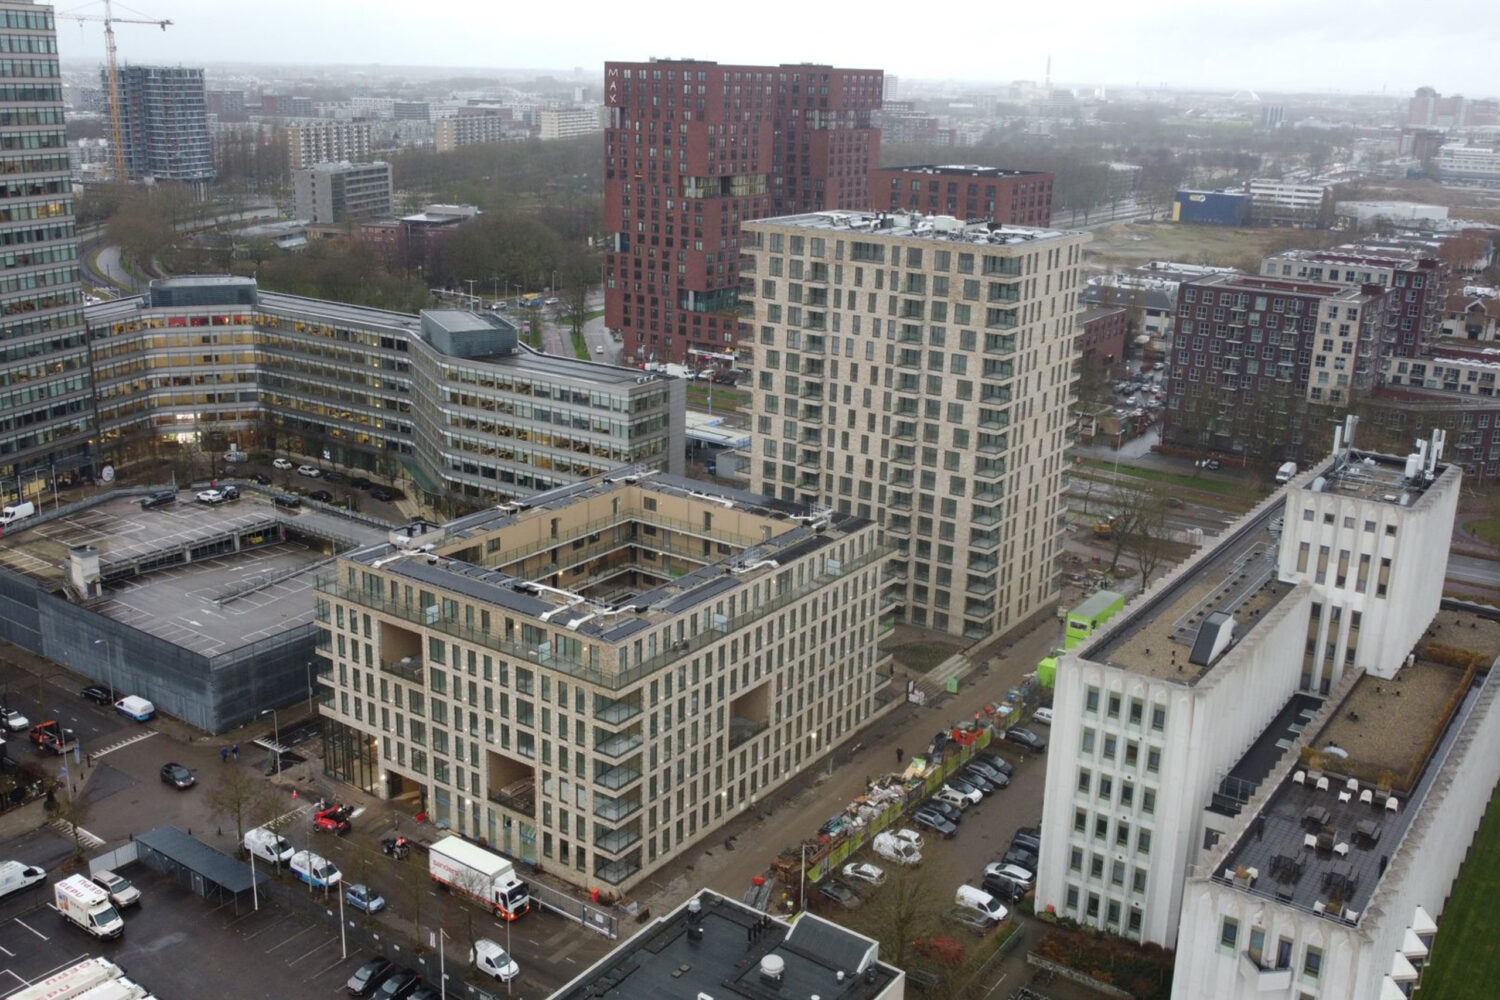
xmin=67 ymin=1 xmax=171 ymax=181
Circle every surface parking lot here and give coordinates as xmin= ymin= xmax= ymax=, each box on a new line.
xmin=0 ymin=861 xmax=369 ymax=1000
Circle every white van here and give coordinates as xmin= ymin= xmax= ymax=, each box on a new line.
xmin=244 ymin=826 xmax=294 ymax=865
xmin=0 ymin=501 xmax=35 ymax=527
xmin=0 ymin=859 xmax=46 ymax=898
xmin=114 ymin=696 xmax=154 ymax=722
xmin=289 ymin=850 xmax=341 ymax=888
xmin=472 ymin=939 xmax=521 ymax=982
xmin=954 ymin=885 xmax=1008 ymax=924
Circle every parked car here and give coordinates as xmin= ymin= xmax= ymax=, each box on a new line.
xmin=251 ymin=472 xmax=272 ymax=485
xmin=966 ymin=759 xmax=1011 ymax=787
xmin=981 ymin=872 xmax=1027 ymax=903
xmin=1002 ymin=846 xmax=1039 ymax=872
xmin=196 ymin=489 xmax=227 ymax=505
xmin=817 ymin=879 xmax=862 ymax=909
xmin=350 ymin=477 xmax=372 ymax=490
xmin=159 ymin=762 xmax=195 ymax=789
xmin=296 ymin=465 xmax=320 ymax=477
xmin=91 ymin=870 xmax=141 ymax=908
xmin=978 ymin=753 xmax=1015 ymax=778
xmin=923 ymin=798 xmax=964 ymax=824
xmin=314 ymin=804 xmax=353 ymax=835
xmin=941 ymin=906 xmax=993 ymax=935
xmin=912 ymin=807 xmax=958 ymax=839
xmin=1003 ymin=727 xmax=1048 ymax=753
xmin=935 ymin=785 xmax=974 ymax=810
xmin=963 ymin=764 xmax=1008 ymax=791
xmin=139 ymin=489 xmax=176 ymax=509
xmin=947 ymin=773 xmax=990 ymax=799
xmin=307 ymin=490 xmax=334 ymax=503
xmin=1033 ymin=707 xmax=1054 ymax=726
xmin=346 ymin=956 xmax=395 ymax=997
xmin=1011 ymin=826 xmax=1042 ymax=855
xmin=841 ymin=862 xmax=886 ymax=887
xmin=79 ymin=685 xmax=116 ymax=706
xmin=894 ymin=828 xmax=924 ymax=851
xmin=345 ymin=883 xmax=385 ymax=913
xmin=272 ymin=458 xmax=294 ymax=470
xmin=983 ymin=862 xmax=1034 ymax=891
xmin=369 ymin=487 xmax=396 ymax=502
xmin=322 ymin=470 xmax=346 ymax=484
xmin=3 ymin=709 xmax=28 ymax=733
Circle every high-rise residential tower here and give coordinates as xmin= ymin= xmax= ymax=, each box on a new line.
xmin=603 ymin=59 xmax=882 ymax=366
xmin=742 ymin=210 xmax=1088 ymax=640
xmin=107 ymin=65 xmax=215 ymax=183
xmin=0 ymin=0 xmax=92 ymax=489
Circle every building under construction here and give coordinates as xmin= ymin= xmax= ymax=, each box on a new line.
xmin=105 ymin=64 xmax=214 ymax=183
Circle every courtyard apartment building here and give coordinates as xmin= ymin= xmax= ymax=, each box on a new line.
xmin=1035 ymin=416 xmax=1490 ymax=991
xmin=315 ymin=474 xmax=892 ymax=891
xmin=1260 ymin=245 xmax=1447 ymax=355
xmin=0 ymin=0 xmax=92 ymax=488
xmin=85 ymin=277 xmax=684 ymax=506
xmin=741 ymin=210 xmax=1088 ymax=641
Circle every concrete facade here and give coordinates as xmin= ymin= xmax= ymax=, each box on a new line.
xmin=283 ymin=119 xmax=372 ymax=170
xmin=433 ymin=113 xmax=516 ymax=153
xmin=537 ymin=108 xmax=600 ymax=140
xmin=315 ymin=475 xmax=894 ymax=891
xmin=109 ymin=65 xmax=214 ymax=183
xmin=293 ymin=161 xmax=394 ymax=224
xmin=741 ymin=210 xmax=1087 ymax=641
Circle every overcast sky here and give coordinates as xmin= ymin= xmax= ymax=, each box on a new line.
xmin=58 ymin=0 xmax=1499 ymax=97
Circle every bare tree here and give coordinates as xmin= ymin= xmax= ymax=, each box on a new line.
xmin=1122 ymin=484 xmax=1176 ymax=588
xmin=207 ymin=764 xmax=261 ymax=843
xmin=49 ymin=783 xmax=93 ymax=860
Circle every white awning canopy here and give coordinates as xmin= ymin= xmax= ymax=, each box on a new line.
xmin=1390 ymin=952 xmax=1418 ymax=982
xmin=1412 ymin=905 xmax=1438 ymax=936
xmin=1402 ymin=927 xmax=1429 ymax=959
xmin=1379 ymin=976 xmax=1406 ymax=1000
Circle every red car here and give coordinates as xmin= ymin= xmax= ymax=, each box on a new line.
xmin=313 ymin=804 xmax=352 ymax=835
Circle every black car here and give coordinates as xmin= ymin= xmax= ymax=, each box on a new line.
xmin=947 ymin=773 xmax=990 ymax=799
xmin=369 ymin=487 xmax=396 ymax=502
xmin=251 ymin=472 xmax=272 ymax=485
xmin=350 ymin=477 xmax=373 ymax=490
xmin=912 ymin=808 xmax=958 ymax=839
xmin=80 ymin=685 xmax=116 ymax=706
xmin=139 ymin=489 xmax=176 ymax=509
xmin=818 ymin=879 xmax=861 ymax=909
xmin=967 ymin=759 xmax=1012 ymax=787
xmin=346 ymin=957 xmax=395 ymax=997
xmin=159 ymin=762 xmax=195 ymax=789
xmin=322 ymin=470 xmax=347 ymax=484
xmin=1004 ymin=727 xmax=1048 ymax=753
xmin=924 ymin=798 xmax=963 ymax=824
xmin=372 ymin=968 xmax=420 ymax=1000
xmin=307 ymin=489 xmax=334 ymax=503
xmin=979 ymin=753 xmax=1015 ymax=778
xmin=960 ymin=768 xmax=1000 ymax=794
xmin=220 ymin=485 xmax=240 ymax=501
xmin=982 ymin=872 xmax=1027 ymax=903
xmin=1003 ymin=845 xmax=1039 ymax=872
xmin=1011 ymin=826 xmax=1042 ymax=854
xmin=406 ymin=986 xmax=440 ymax=1000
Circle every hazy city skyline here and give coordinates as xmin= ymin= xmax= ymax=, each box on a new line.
xmin=56 ymin=0 xmax=1499 ymax=97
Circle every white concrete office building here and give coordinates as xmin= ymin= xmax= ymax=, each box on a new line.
xmin=741 ymin=210 xmax=1088 ymax=641
xmin=1035 ymin=418 xmax=1471 ymax=952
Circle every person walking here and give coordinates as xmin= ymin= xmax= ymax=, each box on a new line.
xmin=232 ymin=742 xmax=239 ymax=761
xmin=895 ymin=746 xmax=904 ymax=764
xmin=219 ymin=746 xmax=229 ymax=763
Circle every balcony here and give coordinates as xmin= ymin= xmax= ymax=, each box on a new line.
xmin=594 ymin=729 xmax=643 ymax=759
xmin=975 ymin=459 xmax=1005 ymax=480
xmin=969 ymin=529 xmax=1001 ymax=552
xmin=381 ymin=656 xmax=424 ymax=684
xmin=594 ymin=761 xmax=643 ymax=792
xmin=594 ymin=852 xmax=642 ymax=886
xmin=968 ymin=555 xmax=998 ymax=573
xmin=800 ymin=383 xmax=824 ymax=401
xmin=800 ymin=429 xmax=823 ymax=445
xmin=888 ymin=493 xmax=912 ymax=512
xmin=982 ymin=259 xmax=1023 ymax=278
xmin=884 ymin=561 xmax=909 ymax=582
xmin=594 ymin=825 xmax=642 ymax=855
xmin=593 ymin=793 xmax=641 ymax=823
xmin=972 ymin=506 xmax=1002 ymax=527
xmin=1237 ymin=952 xmax=1293 ymax=992
xmin=798 ymin=473 xmax=821 ymax=491
xmin=728 ymin=718 xmax=769 ymax=750
xmin=593 ymin=695 xmax=641 ymax=726
xmin=885 ymin=516 xmax=911 ymax=535
xmin=966 ymin=576 xmax=997 ymax=598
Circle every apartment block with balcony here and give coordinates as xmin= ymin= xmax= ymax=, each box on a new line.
xmin=293 ymin=160 xmax=394 ymax=225
xmin=108 ymin=65 xmax=214 ymax=183
xmin=84 ymin=277 xmax=684 ymax=506
xmin=314 ymin=474 xmax=892 ymax=891
xmin=283 ymin=119 xmax=372 ymax=170
xmin=741 ymin=210 xmax=1088 ymax=641
xmin=0 ymin=0 xmax=91 ymax=486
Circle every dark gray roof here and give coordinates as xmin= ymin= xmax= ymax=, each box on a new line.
xmin=393 ymin=559 xmax=550 ymax=616
xmin=136 ymin=826 xmax=264 ymax=893
xmin=785 ymin=914 xmax=877 ymax=977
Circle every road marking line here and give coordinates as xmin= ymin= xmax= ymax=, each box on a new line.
xmin=265 ymin=924 xmax=315 ymax=953
xmin=348 ymin=807 xmax=365 ymax=820
xmin=0 ymin=943 xmax=13 ymax=956
xmin=48 ymin=820 xmax=105 ymax=848
xmin=14 ymin=919 xmax=47 ymax=941
xmin=289 ymin=938 xmax=335 ymax=965
xmin=316 ymin=955 xmax=351 ymax=977
xmin=89 ymin=729 xmax=158 ymax=759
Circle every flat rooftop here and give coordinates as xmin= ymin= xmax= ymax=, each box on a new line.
xmin=1186 ymin=271 xmax=1374 ymax=301
xmin=882 ymin=163 xmax=1049 ymax=178
xmin=551 ymin=891 xmax=897 ymax=1000
xmin=0 ymin=491 xmax=392 ymax=658
xmin=749 ymin=209 xmax=1079 ymax=246
xmin=1218 ymin=608 xmax=1500 ymax=922
xmin=1313 ymin=448 xmax=1448 ymax=507
xmin=1086 ymin=502 xmax=1293 ymax=682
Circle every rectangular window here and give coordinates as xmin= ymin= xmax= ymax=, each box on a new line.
xmin=1220 ymin=917 xmax=1239 ymax=951
xmin=1303 ymin=946 xmax=1322 ymax=982
xmin=1085 ymin=686 xmax=1100 ymax=713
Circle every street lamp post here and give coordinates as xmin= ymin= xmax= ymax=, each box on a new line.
xmin=337 ymin=880 xmax=346 ymax=959
xmin=260 ymin=707 xmax=281 ymax=775
xmin=306 ymin=661 xmax=316 ymax=715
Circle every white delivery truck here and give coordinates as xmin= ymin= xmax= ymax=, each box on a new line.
xmin=0 ymin=859 xmax=47 ymax=898
xmin=244 ymin=825 xmax=295 ymax=864
xmin=9 ymin=958 xmax=127 ymax=1000
xmin=289 ymin=850 xmax=341 ymax=889
xmin=0 ymin=500 xmax=35 ymax=528
xmin=69 ymin=977 xmax=150 ymax=1000
xmin=428 ymin=835 xmax=531 ymax=920
xmin=1276 ymin=461 xmax=1298 ymax=484
xmin=114 ymin=696 xmax=155 ymax=722
xmin=54 ymin=874 xmax=124 ymax=939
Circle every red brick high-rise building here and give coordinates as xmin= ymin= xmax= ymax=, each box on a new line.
xmin=870 ymin=164 xmax=1055 ymax=226
xmin=603 ymin=59 xmax=882 ymax=365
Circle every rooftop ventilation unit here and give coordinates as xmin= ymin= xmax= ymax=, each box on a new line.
xmin=758 ymin=955 xmax=785 ymax=983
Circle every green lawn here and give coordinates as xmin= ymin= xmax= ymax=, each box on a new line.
xmin=1417 ymin=785 xmax=1500 ymax=998
xmin=1467 ymin=518 xmax=1500 ymax=547
xmin=1075 ymin=457 xmax=1258 ymax=501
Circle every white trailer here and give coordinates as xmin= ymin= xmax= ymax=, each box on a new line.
xmin=9 ymin=958 xmax=126 ymax=1000
xmin=427 ymin=835 xmax=531 ymax=920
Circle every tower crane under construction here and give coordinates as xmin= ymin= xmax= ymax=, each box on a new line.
xmin=65 ymin=0 xmax=171 ymax=180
